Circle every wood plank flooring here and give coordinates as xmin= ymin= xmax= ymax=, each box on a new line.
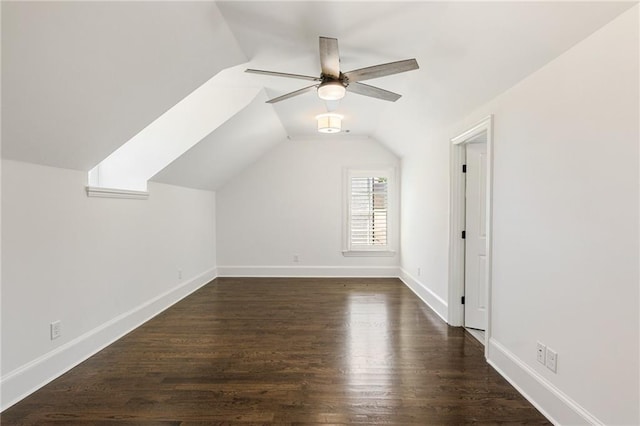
xmin=1 ymin=278 xmax=550 ymax=424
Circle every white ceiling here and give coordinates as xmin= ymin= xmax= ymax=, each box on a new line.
xmin=218 ymin=1 xmax=634 ymax=140
xmin=2 ymin=1 xmax=635 ymax=190
xmin=1 ymin=1 xmax=246 ymax=171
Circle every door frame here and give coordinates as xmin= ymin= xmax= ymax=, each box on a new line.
xmin=448 ymin=115 xmax=494 ymax=354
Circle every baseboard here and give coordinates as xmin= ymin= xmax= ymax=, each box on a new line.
xmin=0 ymin=267 xmax=218 ymax=412
xmin=487 ymin=338 xmax=602 ymax=426
xmin=217 ymin=265 xmax=400 ymax=278
xmin=398 ymin=268 xmax=448 ymax=323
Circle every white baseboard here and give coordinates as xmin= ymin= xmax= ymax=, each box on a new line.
xmin=217 ymin=265 xmax=400 ymax=278
xmin=0 ymin=267 xmax=218 ymax=412
xmin=487 ymin=338 xmax=602 ymax=426
xmin=398 ymin=268 xmax=448 ymax=323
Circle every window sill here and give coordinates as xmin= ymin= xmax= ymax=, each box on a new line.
xmin=342 ymin=250 xmax=396 ymax=257
xmin=85 ymin=186 xmax=149 ymax=199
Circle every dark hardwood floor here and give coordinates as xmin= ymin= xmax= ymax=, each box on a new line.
xmin=2 ymin=277 xmax=549 ymax=424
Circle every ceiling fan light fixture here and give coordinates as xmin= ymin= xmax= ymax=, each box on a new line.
xmin=316 ymin=113 xmax=343 ymax=133
xmin=317 ymin=81 xmax=346 ymax=101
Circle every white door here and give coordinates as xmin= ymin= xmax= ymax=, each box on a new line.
xmin=464 ymin=142 xmax=487 ymax=330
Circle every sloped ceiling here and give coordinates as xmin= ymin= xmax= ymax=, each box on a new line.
xmin=2 ymin=1 xmax=636 ymax=190
xmin=151 ymin=91 xmax=287 ymax=191
xmin=1 ymin=1 xmax=246 ymax=171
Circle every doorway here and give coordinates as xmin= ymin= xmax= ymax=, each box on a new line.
xmin=448 ymin=116 xmax=493 ymax=355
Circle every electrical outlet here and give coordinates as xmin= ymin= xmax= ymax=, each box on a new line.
xmin=178 ymin=269 xmax=183 ymax=280
xmin=536 ymin=342 xmax=546 ymax=365
xmin=50 ymin=321 xmax=62 ymax=340
xmin=293 ymin=254 xmax=299 ymax=263
xmin=546 ymin=348 xmax=558 ymax=373
xmin=417 ymin=267 xmax=421 ymax=276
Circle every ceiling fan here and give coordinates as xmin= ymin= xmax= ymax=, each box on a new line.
xmin=246 ymin=36 xmax=419 ymax=104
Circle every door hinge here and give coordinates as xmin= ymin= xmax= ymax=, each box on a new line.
xmin=461 ymin=230 xmax=466 ymax=239
xmin=462 ymin=164 xmax=467 ymax=173
xmin=461 ymin=296 xmax=465 ymax=305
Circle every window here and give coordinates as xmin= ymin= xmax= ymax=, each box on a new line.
xmin=343 ymin=169 xmax=396 ymax=256
xmin=350 ymin=176 xmax=388 ymax=246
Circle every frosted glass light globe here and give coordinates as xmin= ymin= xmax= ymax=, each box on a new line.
xmin=317 ymin=82 xmax=346 ymax=101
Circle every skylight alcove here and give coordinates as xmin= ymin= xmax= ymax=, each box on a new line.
xmin=87 ymin=64 xmax=261 ymax=198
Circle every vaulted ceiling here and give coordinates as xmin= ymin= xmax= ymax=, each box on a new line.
xmin=2 ymin=1 xmax=634 ymax=190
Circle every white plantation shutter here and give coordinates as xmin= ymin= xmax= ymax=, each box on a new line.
xmin=349 ymin=176 xmax=388 ymax=248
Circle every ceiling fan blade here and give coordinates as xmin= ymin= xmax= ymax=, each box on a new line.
xmin=319 ymin=36 xmax=340 ymax=79
xmin=344 ymin=58 xmax=419 ymax=83
xmin=347 ymin=82 xmax=402 ymax=102
xmin=266 ymin=84 xmax=318 ymax=104
xmin=245 ymin=69 xmax=320 ymax=82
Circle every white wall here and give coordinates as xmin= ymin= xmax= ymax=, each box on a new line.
xmin=390 ymin=6 xmax=639 ymax=425
xmin=216 ymin=136 xmax=400 ymax=277
xmin=0 ymin=159 xmax=217 ymax=410
xmin=396 ymin=126 xmax=452 ymax=320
